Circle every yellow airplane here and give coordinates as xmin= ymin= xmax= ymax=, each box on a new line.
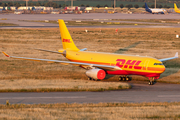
xmin=174 ymin=3 xmax=180 ymax=13
xmin=2 ymin=19 xmax=179 ymax=85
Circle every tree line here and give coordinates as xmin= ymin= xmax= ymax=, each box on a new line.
xmin=96 ymin=4 xmax=170 ymax=9
xmin=0 ymin=2 xmax=64 ymax=8
xmin=0 ymin=2 xmax=170 ymax=9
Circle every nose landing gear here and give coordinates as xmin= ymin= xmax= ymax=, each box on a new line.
xmin=149 ymin=77 xmax=155 ymax=85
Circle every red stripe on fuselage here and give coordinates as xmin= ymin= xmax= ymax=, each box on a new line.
xmin=107 ymin=70 xmax=161 ymax=77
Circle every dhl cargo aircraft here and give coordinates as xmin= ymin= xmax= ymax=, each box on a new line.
xmin=174 ymin=3 xmax=180 ymax=13
xmin=2 ymin=19 xmax=179 ymax=85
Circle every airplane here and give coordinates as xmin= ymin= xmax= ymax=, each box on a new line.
xmin=2 ymin=19 xmax=179 ymax=85
xmin=174 ymin=3 xmax=180 ymax=13
xmin=145 ymin=3 xmax=167 ymax=14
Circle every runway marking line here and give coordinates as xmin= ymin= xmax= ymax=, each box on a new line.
xmin=158 ymin=95 xmax=180 ymax=98
xmin=0 ymin=96 xmax=86 ymax=99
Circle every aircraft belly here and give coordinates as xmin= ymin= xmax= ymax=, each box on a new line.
xmin=107 ymin=69 xmax=160 ymax=77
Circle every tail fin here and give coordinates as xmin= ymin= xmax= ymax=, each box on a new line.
xmin=145 ymin=3 xmax=152 ymax=13
xmin=145 ymin=3 xmax=149 ymax=9
xmin=174 ymin=3 xmax=179 ymax=11
xmin=58 ymin=19 xmax=79 ymax=51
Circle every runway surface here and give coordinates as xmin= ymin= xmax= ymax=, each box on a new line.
xmin=0 ymin=82 xmax=179 ymax=104
xmin=1 ymin=13 xmax=180 ymax=21
xmin=0 ymin=13 xmax=180 ymax=28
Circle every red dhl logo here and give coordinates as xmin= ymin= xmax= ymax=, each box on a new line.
xmin=63 ymin=39 xmax=71 ymax=43
xmin=116 ymin=59 xmax=142 ymax=70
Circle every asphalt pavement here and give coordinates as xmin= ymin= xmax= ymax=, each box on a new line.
xmin=0 ymin=82 xmax=179 ymax=104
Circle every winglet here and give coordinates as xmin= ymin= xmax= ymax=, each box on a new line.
xmin=2 ymin=52 xmax=10 ymax=57
xmin=175 ymin=52 xmax=178 ymax=57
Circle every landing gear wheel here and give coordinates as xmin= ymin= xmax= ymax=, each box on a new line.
xmin=122 ymin=77 xmax=125 ymax=81
xmin=88 ymin=77 xmax=92 ymax=80
xmin=149 ymin=81 xmax=154 ymax=85
xmin=119 ymin=77 xmax=122 ymax=81
xmin=149 ymin=82 xmax=151 ymax=85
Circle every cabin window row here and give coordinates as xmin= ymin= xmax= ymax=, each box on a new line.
xmin=154 ymin=63 xmax=163 ymax=65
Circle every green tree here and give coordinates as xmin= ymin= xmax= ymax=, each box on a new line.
xmin=158 ymin=4 xmax=162 ymax=8
xmin=59 ymin=4 xmax=62 ymax=8
xmin=7 ymin=2 xmax=13 ymax=7
xmin=28 ymin=2 xmax=35 ymax=6
xmin=96 ymin=4 xmax=101 ymax=8
xmin=44 ymin=2 xmax=49 ymax=7
xmin=36 ymin=2 xmax=41 ymax=6
xmin=15 ymin=2 xmax=20 ymax=8
xmin=1 ymin=2 xmax=6 ymax=7
xmin=52 ymin=3 xmax=58 ymax=8
xmin=125 ymin=4 xmax=133 ymax=10
xmin=167 ymin=6 xmax=170 ymax=8
xmin=80 ymin=4 xmax=85 ymax=7
xmin=164 ymin=5 xmax=167 ymax=8
xmin=150 ymin=4 xmax=154 ymax=8
xmin=62 ymin=4 xmax=67 ymax=8
xmin=134 ymin=4 xmax=139 ymax=9
xmin=104 ymin=4 xmax=108 ymax=7
xmin=41 ymin=3 xmax=45 ymax=6
xmin=112 ymin=4 xmax=116 ymax=8
xmin=119 ymin=4 xmax=124 ymax=8
xmin=21 ymin=3 xmax=26 ymax=6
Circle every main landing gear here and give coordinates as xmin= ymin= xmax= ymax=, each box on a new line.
xmin=88 ymin=77 xmax=98 ymax=81
xmin=149 ymin=77 xmax=155 ymax=85
xmin=119 ymin=76 xmax=131 ymax=81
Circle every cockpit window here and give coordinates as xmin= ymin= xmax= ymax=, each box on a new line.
xmin=154 ymin=63 xmax=163 ymax=65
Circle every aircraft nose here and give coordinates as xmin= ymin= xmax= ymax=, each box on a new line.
xmin=161 ymin=65 xmax=166 ymax=73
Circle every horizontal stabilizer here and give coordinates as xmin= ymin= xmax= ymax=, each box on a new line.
xmin=80 ymin=48 xmax=87 ymax=51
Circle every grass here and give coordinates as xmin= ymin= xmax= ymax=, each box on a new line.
xmin=0 ymin=79 xmax=130 ymax=92
xmin=0 ymin=102 xmax=180 ymax=119
xmin=0 ymin=23 xmax=18 ymax=26
xmin=19 ymin=20 xmax=164 ymax=26
xmin=0 ymin=28 xmax=180 ymax=92
xmin=112 ymin=19 xmax=180 ymax=24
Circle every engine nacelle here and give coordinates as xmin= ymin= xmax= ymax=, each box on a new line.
xmin=85 ymin=69 xmax=106 ymax=80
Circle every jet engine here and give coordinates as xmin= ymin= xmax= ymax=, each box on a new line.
xmin=85 ymin=69 xmax=106 ymax=80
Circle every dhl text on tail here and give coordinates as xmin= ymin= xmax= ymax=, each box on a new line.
xmin=2 ymin=19 xmax=179 ymax=85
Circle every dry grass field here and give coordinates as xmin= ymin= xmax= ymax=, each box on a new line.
xmin=0 ymin=23 xmax=17 ymax=26
xmin=0 ymin=28 xmax=180 ymax=92
xmin=0 ymin=102 xmax=180 ymax=119
xmin=20 ymin=20 xmax=161 ymax=26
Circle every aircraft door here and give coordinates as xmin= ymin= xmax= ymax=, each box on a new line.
xmin=142 ymin=60 xmax=150 ymax=70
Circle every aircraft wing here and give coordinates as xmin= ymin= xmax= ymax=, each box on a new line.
xmin=159 ymin=52 xmax=178 ymax=62
xmin=2 ymin=52 xmax=121 ymax=71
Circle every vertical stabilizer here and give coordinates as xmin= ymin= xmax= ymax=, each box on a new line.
xmin=58 ymin=19 xmax=79 ymax=51
xmin=174 ymin=3 xmax=179 ymax=11
xmin=145 ymin=3 xmax=152 ymax=13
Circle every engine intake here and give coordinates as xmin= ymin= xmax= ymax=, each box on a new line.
xmin=86 ymin=69 xmax=106 ymax=80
